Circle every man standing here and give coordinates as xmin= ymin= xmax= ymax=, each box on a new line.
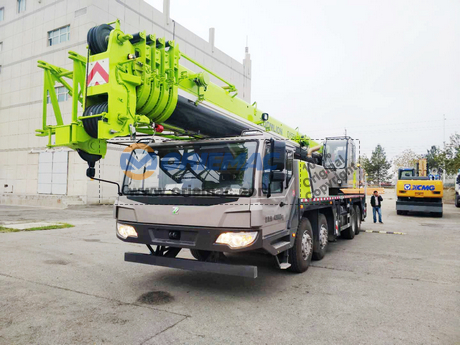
xmin=371 ymin=190 xmax=383 ymax=223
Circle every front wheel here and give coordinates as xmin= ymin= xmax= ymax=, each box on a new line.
xmin=289 ymin=218 xmax=313 ymax=273
xmin=151 ymin=246 xmax=181 ymax=258
xmin=190 ymin=249 xmax=212 ymax=261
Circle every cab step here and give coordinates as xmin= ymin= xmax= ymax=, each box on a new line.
xmin=272 ymin=241 xmax=291 ymax=251
xmin=275 ymin=250 xmax=291 ymax=270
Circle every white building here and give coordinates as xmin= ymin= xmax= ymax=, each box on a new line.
xmin=0 ymin=0 xmax=252 ymax=206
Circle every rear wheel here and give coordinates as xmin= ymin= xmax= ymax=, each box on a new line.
xmin=341 ymin=206 xmax=356 ymax=240
xmin=312 ymin=214 xmax=328 ymax=261
xmin=354 ymin=205 xmax=361 ymax=235
xmin=455 ymin=196 xmax=460 ymax=208
xmin=289 ymin=218 xmax=313 ymax=273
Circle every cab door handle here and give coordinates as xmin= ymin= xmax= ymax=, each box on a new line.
xmin=280 ymin=202 xmax=286 ymax=207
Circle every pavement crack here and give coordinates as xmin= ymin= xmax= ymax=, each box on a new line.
xmin=0 ymin=272 xmax=190 ymax=318
xmin=140 ymin=316 xmax=189 ymax=345
xmin=310 ymin=265 xmax=356 ymax=273
xmin=390 ymin=276 xmax=451 ymax=285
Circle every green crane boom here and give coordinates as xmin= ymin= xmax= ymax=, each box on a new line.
xmin=36 ymin=20 xmax=319 ymax=163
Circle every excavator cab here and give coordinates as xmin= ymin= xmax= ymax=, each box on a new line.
xmin=398 ymin=168 xmax=416 ymax=180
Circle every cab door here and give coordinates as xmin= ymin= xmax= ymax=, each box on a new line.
xmin=257 ymin=145 xmax=295 ymax=237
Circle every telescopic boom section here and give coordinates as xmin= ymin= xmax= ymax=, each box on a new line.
xmin=36 ymin=20 xmax=319 ymax=164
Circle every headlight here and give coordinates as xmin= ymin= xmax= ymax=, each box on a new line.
xmin=117 ymin=223 xmax=138 ymax=239
xmin=215 ymin=232 xmax=257 ymax=249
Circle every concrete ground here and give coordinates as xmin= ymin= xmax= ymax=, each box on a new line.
xmin=0 ymin=190 xmax=459 ymax=345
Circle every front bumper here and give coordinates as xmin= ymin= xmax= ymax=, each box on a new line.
xmin=125 ymin=252 xmax=258 ymax=278
xmin=116 ymin=221 xmax=263 ymax=253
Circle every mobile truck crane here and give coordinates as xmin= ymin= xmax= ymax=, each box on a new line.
xmin=36 ymin=20 xmax=366 ymax=278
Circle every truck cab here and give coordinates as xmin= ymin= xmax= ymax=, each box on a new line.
xmin=116 ymin=133 xmax=300 ymax=267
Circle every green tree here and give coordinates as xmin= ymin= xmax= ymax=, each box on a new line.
xmin=362 ymin=145 xmax=391 ymax=185
xmin=393 ymin=149 xmax=421 ymax=175
xmin=445 ymin=133 xmax=460 ymax=175
xmin=425 ymin=145 xmax=442 ymax=172
xmin=425 ymin=134 xmax=460 ymax=176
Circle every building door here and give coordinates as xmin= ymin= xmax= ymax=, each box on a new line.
xmin=38 ymin=151 xmax=68 ymax=195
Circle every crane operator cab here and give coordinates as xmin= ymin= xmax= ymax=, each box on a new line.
xmin=322 ymin=136 xmax=359 ymax=194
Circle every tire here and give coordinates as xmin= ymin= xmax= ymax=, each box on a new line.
xmin=313 ymin=214 xmax=328 ymax=261
xmin=455 ymin=196 xmax=460 ymax=208
xmin=341 ymin=206 xmax=356 ymax=240
xmin=397 ymin=210 xmax=403 ymax=215
xmin=87 ymin=24 xmax=113 ymax=54
xmin=432 ymin=212 xmax=443 ymax=218
xmin=190 ymin=249 xmax=212 ymax=261
xmin=354 ymin=205 xmax=361 ymax=235
xmin=162 ymin=247 xmax=181 ymax=258
xmin=82 ymin=102 xmax=108 ymax=138
xmin=288 ymin=218 xmax=313 ymax=273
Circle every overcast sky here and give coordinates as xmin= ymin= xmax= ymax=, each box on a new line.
xmin=147 ymin=0 xmax=460 ymax=159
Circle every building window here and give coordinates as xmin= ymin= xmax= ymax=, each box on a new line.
xmin=0 ymin=7 xmax=4 ymax=21
xmin=48 ymin=25 xmax=70 ymax=46
xmin=47 ymin=86 xmax=69 ymax=103
xmin=17 ymin=0 xmax=26 ymax=13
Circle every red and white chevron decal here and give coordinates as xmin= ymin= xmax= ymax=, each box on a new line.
xmin=87 ymin=58 xmax=109 ymax=87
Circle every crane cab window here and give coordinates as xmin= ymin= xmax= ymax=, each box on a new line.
xmin=323 ymin=139 xmax=347 ymax=169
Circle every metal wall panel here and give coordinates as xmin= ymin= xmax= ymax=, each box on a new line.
xmin=38 ymin=151 xmax=68 ymax=195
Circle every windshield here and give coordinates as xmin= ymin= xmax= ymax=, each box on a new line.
xmin=323 ymin=139 xmax=347 ymax=169
xmin=122 ymin=141 xmax=258 ymax=196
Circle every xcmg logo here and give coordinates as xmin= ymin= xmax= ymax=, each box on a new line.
xmin=403 ymin=184 xmax=435 ymax=191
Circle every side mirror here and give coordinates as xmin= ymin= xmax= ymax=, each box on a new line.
xmin=271 ymin=140 xmax=286 ymax=171
xmin=271 ymin=171 xmax=286 ymax=182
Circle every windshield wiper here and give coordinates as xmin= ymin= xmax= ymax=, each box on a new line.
xmin=203 ymin=190 xmax=229 ymax=196
xmin=162 ymin=189 xmax=182 ymax=195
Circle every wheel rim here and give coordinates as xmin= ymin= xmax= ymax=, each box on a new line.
xmin=301 ymin=231 xmax=312 ymax=260
xmin=319 ymin=224 xmax=328 ymax=249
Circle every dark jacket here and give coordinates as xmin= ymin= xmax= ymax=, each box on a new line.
xmin=371 ymin=195 xmax=383 ymax=208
